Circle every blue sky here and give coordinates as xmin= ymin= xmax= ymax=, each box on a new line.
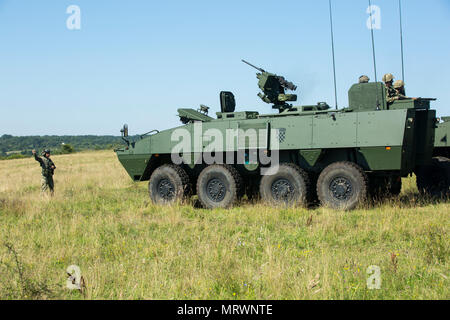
xmin=1 ymin=0 xmax=449 ymax=135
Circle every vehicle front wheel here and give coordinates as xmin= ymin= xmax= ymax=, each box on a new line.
xmin=259 ymin=163 xmax=310 ymax=207
xmin=317 ymin=162 xmax=368 ymax=210
xmin=148 ymin=164 xmax=191 ymax=205
xmin=197 ymin=164 xmax=243 ymax=209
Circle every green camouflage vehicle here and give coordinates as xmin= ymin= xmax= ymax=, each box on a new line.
xmin=116 ymin=61 xmax=443 ymax=210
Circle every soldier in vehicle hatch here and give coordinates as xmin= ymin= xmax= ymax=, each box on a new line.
xmin=390 ymin=80 xmax=418 ymax=102
xmin=359 ymin=75 xmax=370 ymax=83
xmin=393 ymin=80 xmax=418 ymax=101
xmin=32 ymin=149 xmax=56 ymax=195
xmin=382 ymin=73 xmax=398 ymax=105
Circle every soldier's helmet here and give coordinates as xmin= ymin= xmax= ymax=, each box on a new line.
xmin=43 ymin=149 xmax=51 ymax=154
xmin=359 ymin=75 xmax=370 ymax=83
xmin=382 ymin=73 xmax=394 ymax=83
xmin=393 ymin=80 xmax=404 ymax=89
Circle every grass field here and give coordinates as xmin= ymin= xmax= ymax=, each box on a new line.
xmin=0 ymin=150 xmax=448 ymax=300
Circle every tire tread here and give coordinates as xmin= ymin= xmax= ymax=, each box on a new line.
xmin=316 ymin=161 xmax=368 ymax=210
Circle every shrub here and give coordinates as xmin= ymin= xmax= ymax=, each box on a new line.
xmin=61 ymin=144 xmax=75 ymax=154
xmin=4 ymin=154 xmax=26 ymax=160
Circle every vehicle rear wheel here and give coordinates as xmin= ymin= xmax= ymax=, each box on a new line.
xmin=148 ymin=164 xmax=191 ymax=204
xmin=197 ymin=164 xmax=243 ymax=209
xmin=416 ymin=157 xmax=450 ymax=198
xmin=259 ymin=163 xmax=310 ymax=207
xmin=317 ymin=162 xmax=368 ymax=210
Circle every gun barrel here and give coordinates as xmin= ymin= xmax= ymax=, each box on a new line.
xmin=241 ymin=59 xmax=265 ymax=73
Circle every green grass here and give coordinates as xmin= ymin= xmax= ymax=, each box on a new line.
xmin=0 ymin=151 xmax=448 ymax=299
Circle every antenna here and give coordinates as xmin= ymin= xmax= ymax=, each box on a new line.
xmin=368 ymin=0 xmax=380 ymax=109
xmin=328 ymin=0 xmax=338 ymax=110
xmin=368 ymin=0 xmax=378 ymax=83
xmin=399 ymin=0 xmax=405 ymax=80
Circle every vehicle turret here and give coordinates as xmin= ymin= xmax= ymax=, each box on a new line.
xmin=242 ymin=60 xmax=298 ymax=112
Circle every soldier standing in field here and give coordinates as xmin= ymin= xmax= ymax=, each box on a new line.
xmin=32 ymin=149 xmax=56 ymax=196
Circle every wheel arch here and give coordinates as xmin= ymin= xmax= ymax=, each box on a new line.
xmin=140 ymin=154 xmax=173 ymax=181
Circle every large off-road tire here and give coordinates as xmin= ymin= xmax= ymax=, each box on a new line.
xmin=148 ymin=164 xmax=191 ymax=205
xmin=416 ymin=157 xmax=450 ymax=198
xmin=196 ymin=164 xmax=243 ymax=209
xmin=259 ymin=163 xmax=310 ymax=207
xmin=317 ymin=162 xmax=368 ymax=210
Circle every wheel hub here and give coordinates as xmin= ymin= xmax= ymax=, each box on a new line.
xmin=330 ymin=177 xmax=353 ymax=200
xmin=206 ymin=178 xmax=226 ymax=202
xmin=157 ymin=178 xmax=175 ymax=200
xmin=271 ymin=178 xmax=294 ymax=201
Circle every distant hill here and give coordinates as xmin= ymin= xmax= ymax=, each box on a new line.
xmin=0 ymin=134 xmax=129 ymax=158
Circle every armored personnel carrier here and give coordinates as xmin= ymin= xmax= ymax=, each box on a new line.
xmin=116 ymin=61 xmax=442 ymax=210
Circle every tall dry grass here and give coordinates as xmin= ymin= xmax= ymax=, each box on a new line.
xmin=0 ymin=150 xmax=448 ymax=299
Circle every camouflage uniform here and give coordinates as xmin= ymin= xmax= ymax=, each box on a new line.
xmin=34 ymin=152 xmax=55 ymax=194
xmin=386 ymin=86 xmax=399 ymax=104
xmin=382 ymin=73 xmax=398 ymax=105
xmin=393 ymin=80 xmax=408 ymax=100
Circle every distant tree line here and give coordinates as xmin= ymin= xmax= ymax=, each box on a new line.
xmin=0 ymin=134 xmax=131 ymax=160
